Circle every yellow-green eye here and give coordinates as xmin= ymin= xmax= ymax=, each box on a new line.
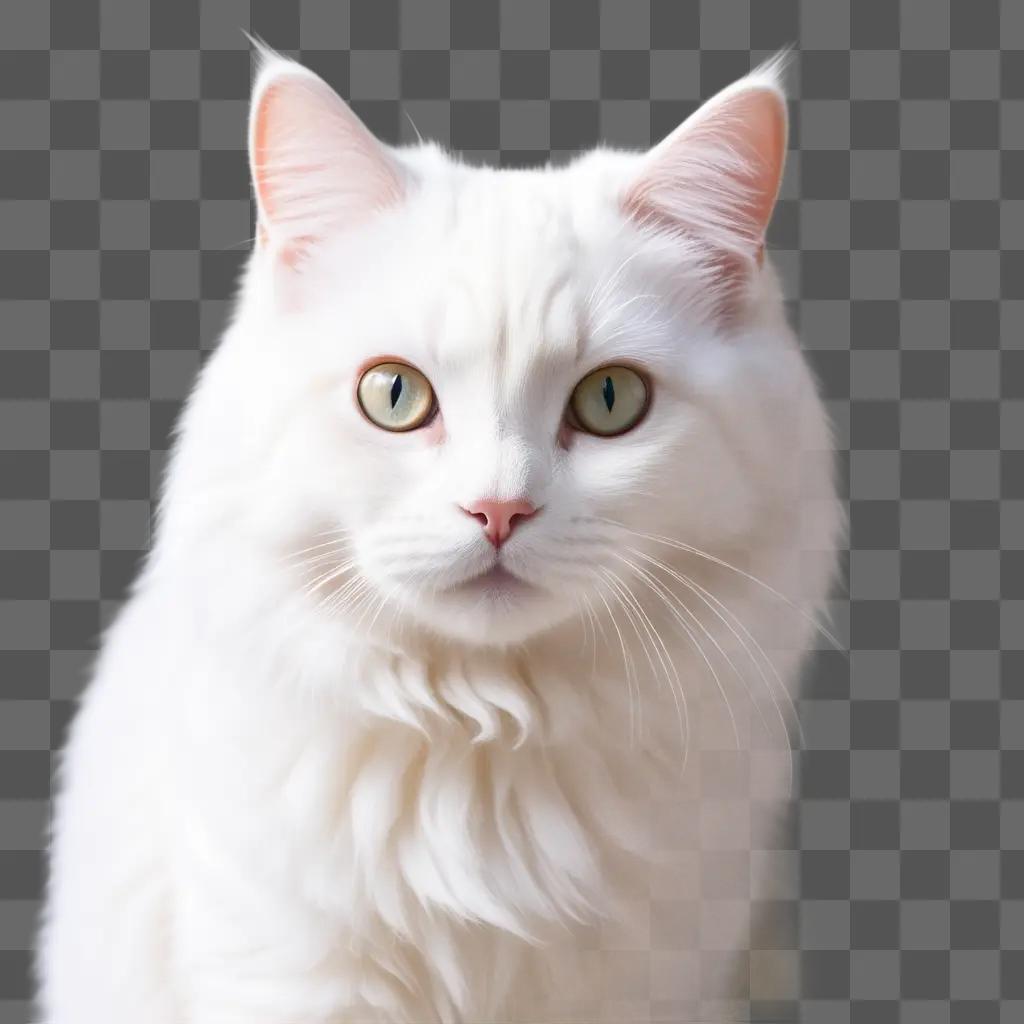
xmin=569 ymin=365 xmax=649 ymax=437
xmin=357 ymin=362 xmax=436 ymax=432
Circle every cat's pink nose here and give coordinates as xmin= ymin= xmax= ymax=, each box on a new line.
xmin=461 ymin=498 xmax=538 ymax=548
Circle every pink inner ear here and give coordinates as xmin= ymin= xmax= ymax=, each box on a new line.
xmin=623 ymin=84 xmax=787 ymax=262
xmin=251 ymin=82 xmax=284 ymax=226
xmin=252 ymin=80 xmax=329 ymax=264
xmin=621 ymin=85 xmax=786 ymax=320
xmin=721 ymin=89 xmax=787 ymax=243
xmin=251 ymin=71 xmax=404 ymax=263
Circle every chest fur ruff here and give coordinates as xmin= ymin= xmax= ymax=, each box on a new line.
xmin=177 ymin=645 xmax=669 ymax=1019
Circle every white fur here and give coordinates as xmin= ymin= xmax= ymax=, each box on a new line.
xmin=37 ymin=53 xmax=841 ymax=1023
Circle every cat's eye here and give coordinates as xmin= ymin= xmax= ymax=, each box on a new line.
xmin=569 ymin=365 xmax=649 ymax=437
xmin=357 ymin=361 xmax=436 ymax=432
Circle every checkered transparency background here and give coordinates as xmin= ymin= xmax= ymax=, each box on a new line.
xmin=0 ymin=0 xmax=1021 ymax=1020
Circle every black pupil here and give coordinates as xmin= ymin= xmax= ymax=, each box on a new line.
xmin=602 ymin=375 xmax=615 ymax=412
xmin=390 ymin=373 xmax=403 ymax=409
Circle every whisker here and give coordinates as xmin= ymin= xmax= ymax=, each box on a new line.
xmin=621 ymin=551 xmax=760 ymax=727
xmin=688 ymin=571 xmax=806 ymax=760
xmin=602 ymin=565 xmax=690 ymax=771
xmin=601 ymin=567 xmax=663 ymax=747
xmin=344 ymin=583 xmax=380 ymax=628
xmin=301 ymin=559 xmax=356 ymax=598
xmin=581 ymin=592 xmax=603 ymax=686
xmin=287 ymin=535 xmax=352 ymax=561
xmin=296 ymin=557 xmax=356 ymax=598
xmin=626 ymin=549 xmax=781 ymax=738
xmin=623 ymin=550 xmax=792 ymax=790
xmin=647 ymin=550 xmax=806 ymax=753
xmin=366 ymin=578 xmax=403 ymax=637
xmin=593 ymin=586 xmax=641 ymax=749
xmin=354 ymin=584 xmax=389 ymax=634
xmin=311 ymin=523 xmax=353 ymax=541
xmin=595 ymin=517 xmax=845 ymax=653
xmin=574 ymin=595 xmax=592 ymax=659
xmin=603 ymin=567 xmax=674 ymax=693
xmin=318 ymin=574 xmax=367 ymax=619
xmin=290 ymin=548 xmax=350 ymax=573
xmin=611 ymin=557 xmax=734 ymax=754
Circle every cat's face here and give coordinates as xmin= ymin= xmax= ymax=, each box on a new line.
xmin=219 ymin=52 xmax=803 ymax=647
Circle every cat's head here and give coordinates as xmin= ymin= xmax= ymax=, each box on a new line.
xmin=170 ymin=51 xmax=828 ymax=649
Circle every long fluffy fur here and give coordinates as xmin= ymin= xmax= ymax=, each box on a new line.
xmin=37 ymin=52 xmax=841 ymax=1023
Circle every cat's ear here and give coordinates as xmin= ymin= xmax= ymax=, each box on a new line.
xmin=622 ymin=59 xmax=788 ymax=306
xmin=248 ymin=50 xmax=404 ymax=266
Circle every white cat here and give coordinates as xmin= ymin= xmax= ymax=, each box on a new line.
xmin=37 ymin=49 xmax=841 ymax=1024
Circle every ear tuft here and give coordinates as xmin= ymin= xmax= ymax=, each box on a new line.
xmin=248 ymin=47 xmax=404 ymax=265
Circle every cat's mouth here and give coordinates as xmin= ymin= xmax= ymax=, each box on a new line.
xmin=453 ymin=564 xmax=534 ymax=597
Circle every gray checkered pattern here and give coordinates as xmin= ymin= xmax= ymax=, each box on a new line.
xmin=0 ymin=0 xmax=1020 ymax=1020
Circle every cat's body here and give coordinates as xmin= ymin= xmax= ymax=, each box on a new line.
xmin=38 ymin=53 xmax=841 ymax=1023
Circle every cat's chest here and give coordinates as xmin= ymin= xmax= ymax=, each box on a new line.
xmin=175 ymin=630 xmax=713 ymax=938
xmin=300 ymin=721 xmax=643 ymax=927
xmin=180 ymin=662 xmax=655 ymax=927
